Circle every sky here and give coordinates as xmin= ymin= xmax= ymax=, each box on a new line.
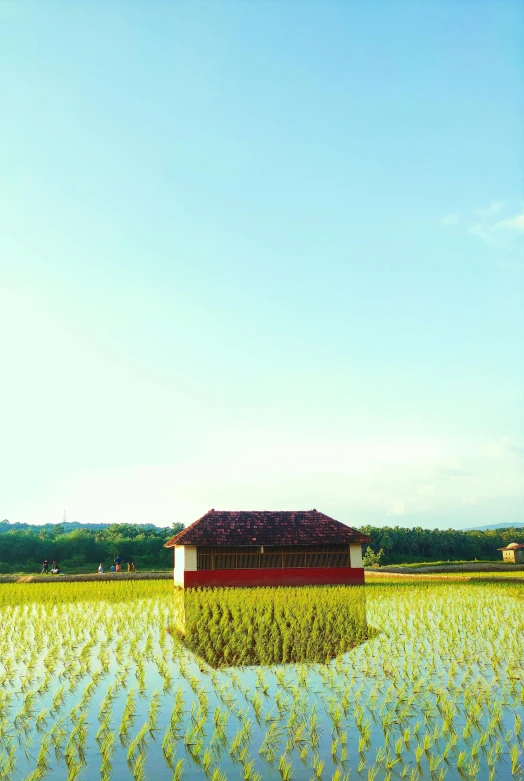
xmin=0 ymin=1 xmax=523 ymax=530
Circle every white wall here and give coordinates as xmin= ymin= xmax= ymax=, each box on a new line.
xmin=173 ymin=545 xmax=197 ymax=585
xmin=173 ymin=546 xmax=184 ymax=585
xmin=349 ymin=544 xmax=363 ymax=568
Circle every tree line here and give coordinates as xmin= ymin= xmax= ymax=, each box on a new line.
xmin=0 ymin=522 xmax=184 ymax=573
xmin=360 ymin=525 xmax=522 ymax=564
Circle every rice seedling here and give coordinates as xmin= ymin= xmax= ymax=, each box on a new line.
xmin=278 ymin=753 xmax=294 ymax=780
xmin=127 ymin=721 xmax=151 ymax=765
xmin=510 ymin=744 xmax=523 ymax=776
xmin=331 ymin=770 xmax=350 ymax=781
xmin=0 ymin=740 xmax=17 ymax=781
xmin=171 ymin=756 xmax=184 ymax=780
xmin=119 ymin=687 xmax=137 ymax=746
xmin=147 ymin=688 xmax=162 ymax=734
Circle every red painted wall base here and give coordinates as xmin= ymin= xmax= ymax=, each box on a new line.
xmin=181 ymin=567 xmax=365 ymax=588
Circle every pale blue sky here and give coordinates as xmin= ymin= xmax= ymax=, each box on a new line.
xmin=1 ymin=1 xmax=523 ymax=529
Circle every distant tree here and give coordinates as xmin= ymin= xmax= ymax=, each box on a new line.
xmin=362 ymin=547 xmax=384 ymax=567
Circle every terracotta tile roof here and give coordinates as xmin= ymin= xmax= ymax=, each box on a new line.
xmin=164 ymin=509 xmax=371 ymax=547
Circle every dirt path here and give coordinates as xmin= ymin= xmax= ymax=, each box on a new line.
xmin=365 ymin=570 xmax=471 ymax=581
xmin=0 ymin=572 xmax=173 ymax=584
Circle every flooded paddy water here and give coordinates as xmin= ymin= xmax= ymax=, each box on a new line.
xmin=0 ymin=578 xmax=522 ymax=781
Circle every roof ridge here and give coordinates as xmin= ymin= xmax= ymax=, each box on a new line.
xmin=164 ymin=509 xmax=371 ymax=548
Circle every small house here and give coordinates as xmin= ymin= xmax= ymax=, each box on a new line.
xmin=164 ymin=509 xmax=371 ymax=588
xmin=498 ymin=542 xmax=524 ymax=564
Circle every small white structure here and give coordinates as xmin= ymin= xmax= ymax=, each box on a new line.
xmin=498 ymin=542 xmax=524 ymax=564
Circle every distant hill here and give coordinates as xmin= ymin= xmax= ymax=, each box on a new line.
xmin=463 ymin=522 xmax=524 ymax=531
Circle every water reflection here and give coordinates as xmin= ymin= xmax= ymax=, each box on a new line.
xmin=172 ymin=585 xmax=373 ymax=667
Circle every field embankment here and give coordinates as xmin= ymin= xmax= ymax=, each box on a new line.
xmin=373 ymin=562 xmax=524 ymax=574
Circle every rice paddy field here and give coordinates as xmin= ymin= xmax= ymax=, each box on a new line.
xmin=0 ymin=576 xmax=523 ymax=781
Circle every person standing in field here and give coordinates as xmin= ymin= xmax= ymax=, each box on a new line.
xmin=98 ymin=563 xmax=104 ymax=574
xmin=115 ymin=555 xmax=122 ymax=573
xmin=127 ymin=561 xmax=131 ymax=572
xmin=131 ymin=561 xmax=136 ymax=572
xmin=41 ymin=559 xmax=49 ymax=574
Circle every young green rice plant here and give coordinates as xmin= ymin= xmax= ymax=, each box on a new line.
xmin=311 ymin=752 xmax=324 ymax=779
xmin=202 ymin=746 xmax=216 ymax=777
xmin=171 ymin=757 xmax=184 ymax=781
xmin=331 ymin=771 xmax=351 ymax=781
xmin=64 ymin=751 xmax=86 ymax=781
xmin=211 ymin=706 xmax=228 ymax=749
xmin=275 ymin=670 xmax=293 ymax=693
xmin=260 ymin=722 xmax=284 ymax=763
xmin=127 ymin=721 xmax=151 ymax=765
xmin=34 ymin=706 xmax=51 ymax=735
xmin=0 ymin=739 xmax=17 ymax=781
xmin=22 ymin=732 xmax=52 ymax=781
xmin=99 ymin=728 xmax=116 ymax=774
xmin=161 ymin=719 xmax=181 ymax=772
xmin=147 ymin=688 xmax=162 ymax=735
xmin=242 ymin=757 xmax=262 ymax=781
xmin=50 ymin=685 xmax=66 ymax=714
xmin=131 ymin=749 xmax=147 ymax=781
xmin=510 ymin=744 xmax=523 ymax=776
xmin=308 ymin=708 xmax=322 ymax=751
xmin=96 ymin=711 xmax=112 ymax=744
xmin=251 ymin=692 xmax=264 ymax=725
xmin=367 ymin=762 xmax=380 ymax=781
xmin=21 ymin=770 xmax=46 ymax=781
xmin=119 ymin=687 xmax=137 ymax=747
xmin=278 ymin=754 xmax=294 ymax=781
xmin=183 ymin=717 xmax=204 ymax=764
xmin=66 ymin=710 xmax=89 ymax=765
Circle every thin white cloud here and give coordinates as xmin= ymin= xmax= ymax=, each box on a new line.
xmin=387 ymin=501 xmax=406 ymax=516
xmin=440 ymin=201 xmax=524 ymax=253
xmin=441 ymin=212 xmax=460 ymax=227
xmin=476 ymin=201 xmax=505 ymax=218
xmin=469 ymin=209 xmax=524 ymax=252
xmin=492 ymin=212 xmax=524 ymax=233
xmin=468 ymin=223 xmax=509 ymax=249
